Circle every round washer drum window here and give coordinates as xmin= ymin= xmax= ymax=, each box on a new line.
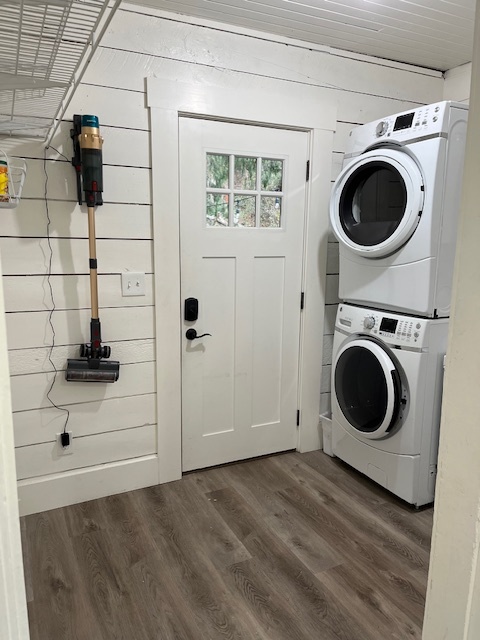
xmin=335 ymin=345 xmax=389 ymax=433
xmin=339 ymin=161 xmax=408 ymax=247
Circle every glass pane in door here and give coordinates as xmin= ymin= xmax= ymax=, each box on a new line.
xmin=260 ymin=196 xmax=281 ymax=227
xmin=234 ymin=157 xmax=257 ymax=190
xmin=206 ymin=193 xmax=229 ymax=227
xmin=261 ymin=159 xmax=283 ymax=191
xmin=206 ymin=154 xmax=229 ymax=188
xmin=233 ymin=194 xmax=256 ymax=227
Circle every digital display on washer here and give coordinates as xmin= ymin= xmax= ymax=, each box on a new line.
xmin=393 ymin=112 xmax=415 ymax=131
xmin=380 ymin=318 xmax=398 ymax=333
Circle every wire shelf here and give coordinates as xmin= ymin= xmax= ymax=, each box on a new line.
xmin=0 ymin=0 xmax=121 ymax=142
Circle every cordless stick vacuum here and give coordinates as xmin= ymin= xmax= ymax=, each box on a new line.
xmin=66 ymin=115 xmax=120 ymax=382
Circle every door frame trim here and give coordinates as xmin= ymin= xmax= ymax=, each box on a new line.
xmin=147 ymin=72 xmax=336 ymax=482
xmin=0 ymin=254 xmax=30 ymax=640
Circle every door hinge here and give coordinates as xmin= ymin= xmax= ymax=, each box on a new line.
xmin=300 ymin=291 xmax=305 ymax=310
xmin=306 ymin=160 xmax=310 ymax=182
xmin=296 ymin=410 xmax=300 ymax=427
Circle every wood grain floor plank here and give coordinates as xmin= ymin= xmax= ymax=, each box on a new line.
xmin=20 ymin=517 xmax=34 ymax=603
xmin=97 ymin=491 xmax=151 ymax=569
xmin=214 ymin=457 xmax=343 ymax=574
xmin=172 ymin=474 xmax=252 ymax=569
xmin=23 ymin=450 xmax=433 ymax=640
xmin=209 ymin=486 xmax=378 ymax=640
xmin=161 ymin=479 xmax=269 ymax=640
xmin=25 ymin=509 xmax=103 ymax=640
xmin=409 ymin=567 xmax=430 ymax=591
xmin=186 ymin=464 xmax=233 ymax=494
xmin=104 ymin=489 xmax=205 ymax=640
xmin=63 ymin=497 xmax=110 ymax=537
xmin=71 ymin=528 xmax=150 ymax=640
xmin=301 ymin=452 xmax=434 ymax=546
xmin=226 ymin=557 xmax=313 ymax=640
xmin=277 ymin=482 xmax=426 ymax=628
xmin=273 ymin=454 xmax=430 ymax=574
xmin=316 ymin=563 xmax=422 ymax=640
xmin=133 ymin=484 xmax=263 ymax=640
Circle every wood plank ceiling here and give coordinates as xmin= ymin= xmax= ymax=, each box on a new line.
xmin=128 ymin=0 xmax=475 ymax=71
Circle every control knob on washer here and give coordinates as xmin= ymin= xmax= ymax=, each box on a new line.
xmin=363 ymin=316 xmax=375 ymax=329
xmin=376 ymin=121 xmax=388 ymax=137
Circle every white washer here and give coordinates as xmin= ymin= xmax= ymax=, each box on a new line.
xmin=330 ymin=101 xmax=468 ymax=317
xmin=331 ymin=303 xmax=448 ymax=506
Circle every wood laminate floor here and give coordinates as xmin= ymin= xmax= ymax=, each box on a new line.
xmin=21 ymin=451 xmax=434 ymax=640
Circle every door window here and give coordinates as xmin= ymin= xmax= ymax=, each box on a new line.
xmin=335 ymin=345 xmax=390 ymax=433
xmin=339 ymin=161 xmax=407 ymax=246
xmin=206 ymin=153 xmax=284 ymax=228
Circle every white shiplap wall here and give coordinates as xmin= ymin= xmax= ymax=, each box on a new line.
xmin=0 ymin=2 xmax=444 ymax=514
xmin=444 ymin=63 xmax=472 ymax=102
xmin=128 ymin=0 xmax=476 ymax=72
xmin=1 ymin=107 xmax=157 ymax=514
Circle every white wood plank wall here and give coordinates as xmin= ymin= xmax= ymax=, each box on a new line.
xmin=443 ymin=63 xmax=472 ymax=103
xmin=0 ymin=2 xmax=444 ymax=513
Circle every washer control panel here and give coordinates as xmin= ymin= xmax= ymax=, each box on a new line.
xmin=337 ymin=304 xmax=428 ymax=347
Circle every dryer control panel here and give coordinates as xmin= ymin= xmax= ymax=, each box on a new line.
xmin=345 ymin=100 xmax=468 ymax=158
xmin=336 ymin=304 xmax=430 ymax=347
xmin=373 ymin=104 xmax=441 ymax=140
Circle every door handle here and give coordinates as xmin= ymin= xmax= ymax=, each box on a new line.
xmin=186 ymin=328 xmax=212 ymax=341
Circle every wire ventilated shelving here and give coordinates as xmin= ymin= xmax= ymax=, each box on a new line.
xmin=0 ymin=0 xmax=121 ymax=142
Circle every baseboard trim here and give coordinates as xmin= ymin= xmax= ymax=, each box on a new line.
xmin=17 ymin=455 xmax=159 ymax=516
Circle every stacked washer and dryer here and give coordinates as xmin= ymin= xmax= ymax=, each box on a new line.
xmin=329 ymin=101 xmax=468 ymax=507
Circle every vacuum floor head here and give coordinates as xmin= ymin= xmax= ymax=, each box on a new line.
xmin=66 ymin=358 xmax=120 ymax=382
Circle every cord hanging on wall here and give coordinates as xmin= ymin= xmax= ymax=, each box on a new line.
xmin=0 ymin=150 xmax=26 ymax=209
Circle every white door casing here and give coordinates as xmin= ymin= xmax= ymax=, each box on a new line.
xmin=180 ymin=118 xmax=308 ymax=471
xmin=147 ymin=72 xmax=336 ymax=483
xmin=0 ymin=250 xmax=30 ymax=640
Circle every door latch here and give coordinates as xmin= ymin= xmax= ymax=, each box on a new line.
xmin=186 ymin=328 xmax=212 ymax=341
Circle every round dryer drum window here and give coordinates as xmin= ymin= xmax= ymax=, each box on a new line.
xmin=330 ymin=149 xmax=424 ymax=258
xmin=339 ymin=162 xmax=407 ymax=246
xmin=334 ymin=339 xmax=403 ymax=439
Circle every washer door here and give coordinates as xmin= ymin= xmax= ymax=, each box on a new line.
xmin=330 ymin=148 xmax=424 ymax=258
xmin=334 ymin=339 xmax=403 ymax=439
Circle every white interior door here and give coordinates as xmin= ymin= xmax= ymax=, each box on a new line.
xmin=180 ymin=118 xmax=309 ymax=472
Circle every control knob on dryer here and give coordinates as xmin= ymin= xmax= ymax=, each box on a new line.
xmin=363 ymin=316 xmax=375 ymax=329
xmin=376 ymin=121 xmax=388 ymax=137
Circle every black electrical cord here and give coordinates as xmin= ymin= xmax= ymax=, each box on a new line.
xmin=48 ymin=145 xmax=70 ymax=163
xmin=44 ymin=147 xmax=70 ymax=434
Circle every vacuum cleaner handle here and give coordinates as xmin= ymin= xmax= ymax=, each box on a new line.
xmin=67 ymin=115 xmax=120 ymax=383
xmin=87 ymin=206 xmax=99 ymax=320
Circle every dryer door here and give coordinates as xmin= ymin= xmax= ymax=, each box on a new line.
xmin=330 ymin=148 xmax=424 ymax=258
xmin=333 ymin=339 xmax=403 ymax=439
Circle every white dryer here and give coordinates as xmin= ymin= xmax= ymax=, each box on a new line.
xmin=331 ymin=303 xmax=448 ymax=506
xmin=330 ymin=101 xmax=468 ymax=317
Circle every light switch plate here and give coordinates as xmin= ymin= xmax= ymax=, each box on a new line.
xmin=122 ymin=272 xmax=146 ymax=297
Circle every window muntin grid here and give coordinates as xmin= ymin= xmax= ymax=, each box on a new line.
xmin=206 ymin=153 xmax=284 ymax=228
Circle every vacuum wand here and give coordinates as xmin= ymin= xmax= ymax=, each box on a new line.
xmin=66 ymin=115 xmax=120 ymax=383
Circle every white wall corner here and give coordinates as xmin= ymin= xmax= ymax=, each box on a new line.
xmin=423 ymin=5 xmax=480 ymax=638
xmin=443 ymin=63 xmax=472 ymax=103
xmin=0 ymin=251 xmax=30 ymax=640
